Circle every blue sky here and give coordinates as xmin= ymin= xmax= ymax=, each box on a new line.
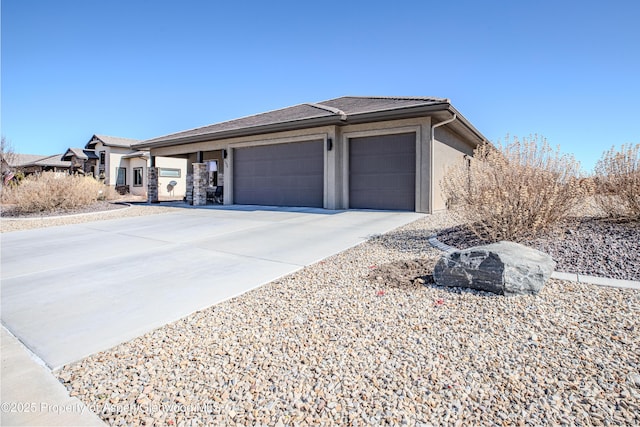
xmin=2 ymin=0 xmax=639 ymax=173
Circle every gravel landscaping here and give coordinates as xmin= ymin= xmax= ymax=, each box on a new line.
xmin=437 ymin=217 xmax=640 ymax=281
xmin=53 ymin=212 xmax=640 ymax=426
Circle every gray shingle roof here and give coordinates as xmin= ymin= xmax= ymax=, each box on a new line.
xmin=88 ymin=135 xmax=140 ymax=149
xmin=137 ymin=96 xmax=451 ymax=147
xmin=61 ymin=148 xmax=99 ymax=161
xmin=62 ymin=148 xmax=89 ymax=160
xmin=32 ymin=154 xmax=71 ymax=168
xmin=7 ymin=154 xmax=49 ymax=167
xmin=122 ymin=151 xmax=149 ymax=159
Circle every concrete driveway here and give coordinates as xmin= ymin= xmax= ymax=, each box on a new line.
xmin=1 ymin=205 xmax=422 ymax=370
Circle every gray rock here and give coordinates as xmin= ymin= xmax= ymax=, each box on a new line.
xmin=433 ymin=241 xmax=556 ymax=296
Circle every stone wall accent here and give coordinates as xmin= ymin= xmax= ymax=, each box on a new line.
xmin=192 ymin=163 xmax=208 ymax=206
xmin=186 ymin=174 xmax=194 ymax=204
xmin=147 ymin=167 xmax=159 ymax=203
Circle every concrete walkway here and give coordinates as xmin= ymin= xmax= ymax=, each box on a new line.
xmin=1 ymin=327 xmax=105 ymax=426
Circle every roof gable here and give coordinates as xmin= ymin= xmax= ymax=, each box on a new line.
xmin=61 ymin=148 xmax=98 ymax=161
xmin=86 ymin=134 xmax=140 ymax=149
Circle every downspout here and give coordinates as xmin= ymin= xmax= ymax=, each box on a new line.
xmin=429 ymin=113 xmax=457 ymax=212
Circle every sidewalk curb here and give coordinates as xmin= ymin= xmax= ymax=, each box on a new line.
xmin=428 ymin=235 xmax=640 ymax=291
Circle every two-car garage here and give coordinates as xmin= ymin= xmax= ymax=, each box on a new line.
xmin=232 ymin=133 xmax=416 ymax=211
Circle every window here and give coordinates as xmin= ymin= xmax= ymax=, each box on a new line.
xmin=116 ymin=167 xmax=126 ymax=186
xmin=99 ymin=152 xmax=106 ymax=165
xmin=159 ymin=168 xmax=181 ymax=178
xmin=133 ymin=167 xmax=143 ymax=186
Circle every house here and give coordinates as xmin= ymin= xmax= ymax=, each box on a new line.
xmin=133 ymin=96 xmax=488 ymax=212
xmin=2 ymin=153 xmax=71 ymax=176
xmin=63 ymin=135 xmax=187 ymax=199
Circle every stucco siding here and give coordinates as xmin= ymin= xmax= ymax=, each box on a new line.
xmin=433 ymin=126 xmax=476 ymax=211
xmin=156 ymin=157 xmax=188 ymax=199
xmin=129 ymin=157 xmax=148 ymax=196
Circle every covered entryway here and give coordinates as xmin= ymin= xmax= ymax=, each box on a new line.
xmin=233 ymin=140 xmax=324 ymax=207
xmin=349 ymin=132 xmax=416 ymax=210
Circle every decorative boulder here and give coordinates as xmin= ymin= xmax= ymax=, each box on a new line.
xmin=433 ymin=241 xmax=556 ymax=296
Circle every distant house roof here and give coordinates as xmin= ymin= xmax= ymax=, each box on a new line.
xmin=85 ymin=134 xmax=140 ymax=149
xmin=61 ymin=148 xmax=99 ymax=161
xmin=6 ymin=154 xmax=49 ymax=167
xmin=30 ymin=154 xmax=72 ymax=168
xmin=135 ymin=96 xmax=487 ymax=149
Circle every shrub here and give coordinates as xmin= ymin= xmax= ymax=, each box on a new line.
xmin=441 ymin=135 xmax=590 ymax=242
xmin=594 ymin=143 xmax=640 ymax=220
xmin=4 ymin=172 xmax=114 ymax=213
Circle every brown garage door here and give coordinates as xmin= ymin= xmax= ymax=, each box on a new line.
xmin=349 ymin=132 xmax=416 ymax=210
xmin=233 ymin=140 xmax=324 ymax=207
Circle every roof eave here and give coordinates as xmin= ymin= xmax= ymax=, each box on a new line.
xmin=133 ymin=115 xmax=345 ymax=149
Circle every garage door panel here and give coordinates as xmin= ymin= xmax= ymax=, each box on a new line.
xmin=349 ymin=133 xmax=416 ymax=211
xmin=234 ymin=140 xmax=324 ymax=207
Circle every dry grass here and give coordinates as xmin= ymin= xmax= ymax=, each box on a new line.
xmin=441 ymin=135 xmax=590 ymax=242
xmin=1 ymin=172 xmax=116 ymax=213
xmin=594 ymin=143 xmax=640 ymax=220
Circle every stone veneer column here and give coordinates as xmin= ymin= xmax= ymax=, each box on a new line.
xmin=147 ymin=167 xmax=159 ymax=203
xmin=185 ymin=174 xmax=194 ymax=204
xmin=192 ymin=163 xmax=208 ymax=206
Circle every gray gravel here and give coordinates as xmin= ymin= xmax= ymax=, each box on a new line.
xmin=437 ymin=217 xmax=640 ymax=281
xmin=56 ymin=213 xmax=640 ymax=426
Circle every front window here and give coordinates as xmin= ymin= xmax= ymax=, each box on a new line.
xmin=133 ymin=168 xmax=143 ymax=186
xmin=159 ymin=168 xmax=181 ymax=178
xmin=100 ymin=152 xmax=105 ymax=165
xmin=116 ymin=167 xmax=126 ymax=186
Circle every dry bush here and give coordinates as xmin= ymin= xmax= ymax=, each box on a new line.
xmin=5 ymin=172 xmax=114 ymax=213
xmin=441 ymin=135 xmax=590 ymax=242
xmin=594 ymin=143 xmax=640 ymax=220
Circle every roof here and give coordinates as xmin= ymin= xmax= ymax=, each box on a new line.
xmin=6 ymin=154 xmax=49 ymax=167
xmin=121 ymin=150 xmax=150 ymax=159
xmin=85 ymin=134 xmax=140 ymax=149
xmin=61 ymin=148 xmax=99 ymax=161
xmin=135 ymin=96 xmax=486 ymax=149
xmin=32 ymin=154 xmax=72 ymax=168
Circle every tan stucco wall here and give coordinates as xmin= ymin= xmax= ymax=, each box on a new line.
xmin=110 ymin=147 xmax=133 ymax=187
xmin=129 ymin=157 xmax=148 ymax=196
xmin=156 ymin=157 xmax=188 ymax=199
xmin=432 ymin=126 xmax=476 ymax=211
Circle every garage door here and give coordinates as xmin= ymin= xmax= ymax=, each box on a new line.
xmin=349 ymin=132 xmax=416 ymax=210
xmin=233 ymin=140 xmax=324 ymax=207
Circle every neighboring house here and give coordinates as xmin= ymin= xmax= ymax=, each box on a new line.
xmin=134 ymin=96 xmax=487 ymax=212
xmin=63 ymin=135 xmax=187 ymax=199
xmin=2 ymin=153 xmax=71 ymax=176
